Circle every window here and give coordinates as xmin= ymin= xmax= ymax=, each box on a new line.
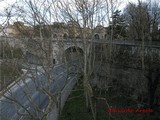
xmin=95 ymin=34 xmax=100 ymax=40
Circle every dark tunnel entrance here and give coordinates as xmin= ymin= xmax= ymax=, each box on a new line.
xmin=64 ymin=46 xmax=83 ymax=62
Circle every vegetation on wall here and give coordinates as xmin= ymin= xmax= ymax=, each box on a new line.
xmin=0 ymin=43 xmax=23 ymax=59
xmin=0 ymin=61 xmax=22 ymax=91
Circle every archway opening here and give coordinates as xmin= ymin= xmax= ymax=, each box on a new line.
xmin=63 ymin=33 xmax=68 ymax=39
xmin=53 ymin=34 xmax=57 ymax=38
xmin=53 ymin=59 xmax=56 ymax=64
xmin=64 ymin=46 xmax=83 ymax=62
xmin=95 ymin=34 xmax=100 ymax=40
xmin=105 ymin=34 xmax=107 ymax=39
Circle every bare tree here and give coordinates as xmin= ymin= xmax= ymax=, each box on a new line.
xmin=0 ymin=0 xmax=80 ymax=120
xmin=120 ymin=0 xmax=160 ymax=113
xmin=57 ymin=0 xmax=107 ymax=119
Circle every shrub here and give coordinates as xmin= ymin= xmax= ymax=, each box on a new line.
xmin=0 ymin=61 xmax=22 ymax=91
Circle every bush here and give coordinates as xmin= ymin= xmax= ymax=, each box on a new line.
xmin=0 ymin=61 xmax=22 ymax=91
xmin=0 ymin=46 xmax=23 ymax=59
xmin=0 ymin=43 xmax=12 ymax=59
xmin=13 ymin=48 xmax=23 ymax=58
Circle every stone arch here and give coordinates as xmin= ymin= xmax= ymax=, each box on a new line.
xmin=63 ymin=46 xmax=83 ymax=62
xmin=94 ymin=34 xmax=100 ymax=40
xmin=105 ymin=34 xmax=107 ymax=39
xmin=63 ymin=33 xmax=68 ymax=39
xmin=53 ymin=34 xmax=57 ymax=38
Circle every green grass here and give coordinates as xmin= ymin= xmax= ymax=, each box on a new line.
xmin=60 ymin=84 xmax=159 ymax=120
xmin=60 ymin=83 xmax=93 ymax=120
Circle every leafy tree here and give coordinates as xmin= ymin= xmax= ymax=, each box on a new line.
xmin=109 ymin=10 xmax=127 ymax=38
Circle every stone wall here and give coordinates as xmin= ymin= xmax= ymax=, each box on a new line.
xmin=91 ymin=43 xmax=160 ymax=102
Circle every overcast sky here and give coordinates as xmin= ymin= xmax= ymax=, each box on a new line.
xmin=0 ymin=0 xmax=17 ymax=11
xmin=0 ymin=0 xmax=141 ymax=13
xmin=0 ymin=0 xmax=144 ymax=24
